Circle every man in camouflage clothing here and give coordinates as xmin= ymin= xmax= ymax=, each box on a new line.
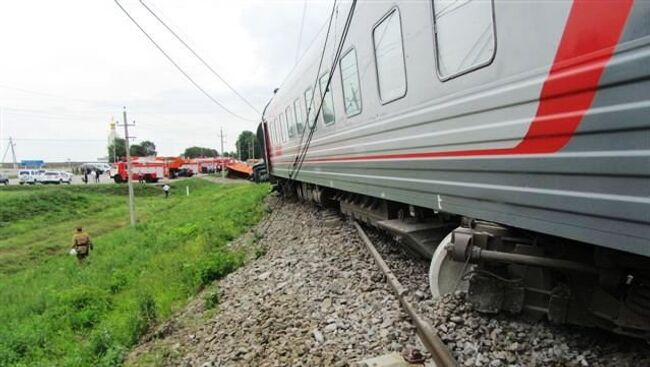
xmin=72 ymin=226 xmax=93 ymax=263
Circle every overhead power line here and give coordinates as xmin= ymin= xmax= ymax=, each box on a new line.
xmin=113 ymin=0 xmax=256 ymax=122
xmin=290 ymin=0 xmax=357 ymax=181
xmin=295 ymin=0 xmax=308 ymax=66
xmin=138 ymin=0 xmax=261 ymax=115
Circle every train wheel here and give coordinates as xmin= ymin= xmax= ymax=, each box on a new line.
xmin=429 ymin=231 xmax=473 ymax=299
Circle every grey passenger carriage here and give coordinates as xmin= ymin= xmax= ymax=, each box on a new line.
xmin=259 ymin=0 xmax=650 ymax=338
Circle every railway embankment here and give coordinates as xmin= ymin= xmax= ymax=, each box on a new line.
xmin=127 ymin=195 xmax=650 ymax=367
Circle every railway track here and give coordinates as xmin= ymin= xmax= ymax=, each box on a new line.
xmin=354 ymin=221 xmax=457 ymax=367
xmin=128 ymin=197 xmax=650 ymax=366
xmin=349 ymin=213 xmax=650 ymax=367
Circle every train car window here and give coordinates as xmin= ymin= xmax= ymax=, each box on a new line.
xmin=319 ymin=73 xmax=336 ymax=125
xmin=304 ymin=87 xmax=317 ymax=130
xmin=433 ymin=0 xmax=496 ymax=80
xmin=283 ymin=113 xmax=289 ymax=142
xmin=286 ymin=106 xmax=296 ymax=138
xmin=373 ymin=8 xmax=407 ymax=103
xmin=273 ymin=118 xmax=279 ymax=145
xmin=340 ymin=48 xmax=362 ymax=116
xmin=279 ymin=112 xmax=286 ymax=143
xmin=294 ymin=98 xmax=305 ymax=133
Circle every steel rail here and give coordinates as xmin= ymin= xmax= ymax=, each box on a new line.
xmin=353 ymin=221 xmax=457 ymax=367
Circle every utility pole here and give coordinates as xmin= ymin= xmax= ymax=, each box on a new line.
xmin=0 ymin=137 xmax=15 ymax=168
xmin=218 ymin=127 xmax=226 ymax=180
xmin=0 ymin=105 xmax=3 ymax=165
xmin=7 ymin=137 xmax=17 ymax=169
xmin=118 ymin=107 xmax=137 ymax=226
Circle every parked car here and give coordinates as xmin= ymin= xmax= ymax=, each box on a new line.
xmin=18 ymin=170 xmax=39 ymax=185
xmin=176 ymin=168 xmax=194 ymax=178
xmin=58 ymin=171 xmax=72 ymax=184
xmin=80 ymin=162 xmax=111 ymax=175
xmin=0 ymin=173 xmax=8 ymax=185
xmin=39 ymin=171 xmax=70 ymax=184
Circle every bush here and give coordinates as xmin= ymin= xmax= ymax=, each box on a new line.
xmin=61 ymin=286 xmax=112 ymax=331
xmin=135 ymin=293 xmax=158 ymax=336
xmin=204 ymin=288 xmax=220 ymax=309
xmin=109 ymin=272 xmax=128 ymax=294
xmin=99 ymin=344 xmax=126 ymax=367
xmin=90 ymin=328 xmax=113 ymax=357
xmin=197 ymin=251 xmax=244 ymax=287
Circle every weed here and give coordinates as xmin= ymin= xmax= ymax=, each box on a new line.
xmin=203 ymin=288 xmax=220 ymax=309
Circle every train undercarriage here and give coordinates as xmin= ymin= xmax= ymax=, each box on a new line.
xmin=278 ymin=179 xmax=650 ymax=340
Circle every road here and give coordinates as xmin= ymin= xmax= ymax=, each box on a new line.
xmin=2 ymin=174 xmax=114 ymax=186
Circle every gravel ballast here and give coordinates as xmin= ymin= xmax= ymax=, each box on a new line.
xmin=127 ymin=196 xmax=650 ymax=366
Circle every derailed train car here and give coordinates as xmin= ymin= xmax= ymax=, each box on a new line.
xmin=258 ymin=0 xmax=650 ymax=338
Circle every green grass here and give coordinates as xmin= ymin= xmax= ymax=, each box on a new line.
xmin=0 ymin=179 xmax=269 ymax=366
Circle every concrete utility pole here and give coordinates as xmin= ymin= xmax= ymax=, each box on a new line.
xmin=0 ymin=105 xmax=3 ymax=163
xmin=119 ymin=107 xmax=137 ymax=226
xmin=1 ymin=137 xmax=12 ymax=168
xmin=10 ymin=137 xmax=17 ymax=168
xmin=218 ymin=126 xmax=226 ymax=180
xmin=1 ymin=137 xmax=18 ymax=169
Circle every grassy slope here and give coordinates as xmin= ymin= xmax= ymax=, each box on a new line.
xmin=0 ymin=180 xmax=269 ymax=366
xmin=0 ymin=185 xmax=162 ymax=274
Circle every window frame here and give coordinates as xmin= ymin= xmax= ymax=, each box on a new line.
xmin=339 ymin=47 xmax=363 ymax=117
xmin=304 ymin=87 xmax=316 ymax=130
xmin=285 ymin=105 xmax=295 ymax=138
xmin=432 ymin=0 xmax=497 ymax=82
xmin=293 ymin=98 xmax=305 ymax=134
xmin=372 ymin=7 xmax=408 ymax=105
xmin=278 ymin=112 xmax=286 ymax=143
xmin=318 ymin=72 xmax=336 ymax=126
xmin=271 ymin=118 xmax=277 ymax=145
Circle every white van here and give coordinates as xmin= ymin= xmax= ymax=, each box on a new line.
xmin=18 ymin=170 xmax=39 ymax=185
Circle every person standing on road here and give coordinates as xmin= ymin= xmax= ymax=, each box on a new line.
xmin=71 ymin=227 xmax=93 ymax=263
xmin=83 ymin=170 xmax=88 ymax=184
xmin=95 ymin=170 xmax=100 ymax=183
xmin=162 ymin=184 xmax=170 ymax=199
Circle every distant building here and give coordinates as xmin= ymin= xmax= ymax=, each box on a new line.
xmin=107 ymin=119 xmax=121 ymax=162
xmin=108 ymin=119 xmax=120 ymax=146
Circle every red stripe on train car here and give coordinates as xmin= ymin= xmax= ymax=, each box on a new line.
xmin=287 ymin=0 xmax=633 ymax=164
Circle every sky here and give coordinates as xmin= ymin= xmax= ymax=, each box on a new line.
xmin=0 ymin=0 xmax=332 ymax=162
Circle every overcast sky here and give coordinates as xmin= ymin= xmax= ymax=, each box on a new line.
xmin=0 ymin=0 xmax=332 ymax=162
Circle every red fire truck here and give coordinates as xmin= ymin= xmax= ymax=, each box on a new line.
xmin=112 ymin=157 xmax=195 ymax=183
xmin=112 ymin=159 xmax=163 ymax=183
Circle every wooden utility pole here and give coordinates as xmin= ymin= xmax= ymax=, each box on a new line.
xmin=119 ymin=107 xmax=136 ymax=226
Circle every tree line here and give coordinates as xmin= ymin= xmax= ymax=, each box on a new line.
xmin=107 ymin=130 xmax=262 ymax=162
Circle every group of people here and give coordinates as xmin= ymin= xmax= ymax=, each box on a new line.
xmin=82 ymin=169 xmax=101 ymax=184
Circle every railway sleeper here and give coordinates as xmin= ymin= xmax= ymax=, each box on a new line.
xmin=278 ymin=179 xmax=650 ymax=339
